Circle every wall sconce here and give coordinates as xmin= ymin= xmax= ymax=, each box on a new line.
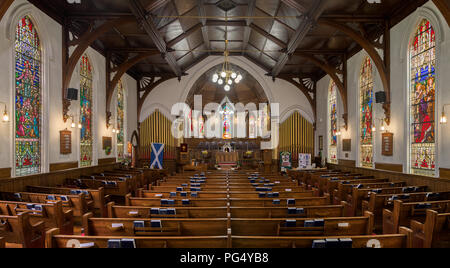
xmin=441 ymin=105 xmax=449 ymax=124
xmin=0 ymin=102 xmax=10 ymax=123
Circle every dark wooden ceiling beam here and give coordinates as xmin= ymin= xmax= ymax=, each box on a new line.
xmin=206 ymin=20 xmax=247 ymax=27
xmin=66 ymin=12 xmax=134 ymax=20
xmin=249 ymin=23 xmax=287 ymax=48
xmin=318 ymin=18 xmax=391 ymax=125
xmin=280 ymin=0 xmax=307 ymax=14
xmin=106 ymin=51 xmax=161 ymax=126
xmin=0 ymin=0 xmax=14 ymax=22
xmin=128 ymin=0 xmax=183 ymax=78
xmin=294 ymin=49 xmax=347 ymax=55
xmin=271 ymin=0 xmax=326 ymax=77
xmin=242 ymin=0 xmax=256 ymax=54
xmin=319 ymin=14 xmax=386 ymax=23
xmin=432 ymin=0 xmax=450 ymax=27
xmin=146 ymin=0 xmax=171 ymax=12
xmin=197 ymin=0 xmax=211 ymax=54
xmin=167 ymin=23 xmax=203 ymax=48
xmin=254 ymin=6 xmax=296 ymax=32
xmin=62 ymin=17 xmax=135 ymax=122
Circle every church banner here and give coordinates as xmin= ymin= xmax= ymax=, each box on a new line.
xmin=150 ymin=143 xmax=165 ymax=170
xmin=280 ymin=152 xmax=292 ymax=172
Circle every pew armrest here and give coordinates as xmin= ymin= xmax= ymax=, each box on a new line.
xmin=382 ymin=209 xmax=395 ymax=234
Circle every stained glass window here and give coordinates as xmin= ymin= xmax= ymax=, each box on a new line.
xmin=117 ymin=80 xmax=125 ymax=161
xmin=15 ymin=16 xmax=42 ymax=176
xmin=249 ymin=114 xmax=256 ymax=139
xmin=360 ymin=57 xmax=374 ymax=168
xmin=80 ymin=55 xmax=93 ymax=167
xmin=410 ymin=19 xmax=436 ymax=177
xmin=222 ymin=104 xmax=233 ymax=140
xmin=328 ymin=80 xmax=337 ymax=164
xmin=199 ymin=116 xmax=205 ymax=139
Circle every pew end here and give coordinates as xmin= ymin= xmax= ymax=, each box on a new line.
xmin=382 ymin=208 xmax=395 ymax=234
xmin=341 ymin=201 xmax=353 ymax=217
xmin=45 ymin=228 xmax=60 ymax=249
xmin=398 ymin=226 xmax=413 ymax=248
xmin=0 ymin=237 xmax=4 ymax=248
xmin=363 ymin=211 xmax=375 ymax=234
xmin=125 ymin=193 xmax=132 ymax=206
xmin=106 ymin=202 xmax=115 ymax=218
xmin=82 ymin=212 xmax=94 ymax=235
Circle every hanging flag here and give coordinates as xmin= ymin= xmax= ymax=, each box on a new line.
xmin=150 ymin=143 xmax=165 ymax=170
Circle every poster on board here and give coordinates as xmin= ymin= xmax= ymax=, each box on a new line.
xmin=280 ymin=152 xmax=292 ymax=172
xmin=298 ymin=154 xmax=312 ymax=169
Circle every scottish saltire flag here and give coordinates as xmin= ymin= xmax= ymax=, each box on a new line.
xmin=150 ymin=143 xmax=165 ymax=169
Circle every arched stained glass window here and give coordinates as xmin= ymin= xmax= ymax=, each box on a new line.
xmin=80 ymin=55 xmax=93 ymax=167
xmin=222 ymin=104 xmax=233 ymax=140
xmin=409 ymin=19 xmax=436 ymax=177
xmin=15 ymin=16 xmax=42 ymax=177
xmin=117 ymin=80 xmax=125 ymax=161
xmin=328 ymin=80 xmax=337 ymax=164
xmin=360 ymin=57 xmax=374 ymax=168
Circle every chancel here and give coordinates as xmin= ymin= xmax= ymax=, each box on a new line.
xmin=0 ymin=0 xmax=449 ymax=250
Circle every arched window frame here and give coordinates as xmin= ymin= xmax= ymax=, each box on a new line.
xmin=359 ymin=56 xmax=375 ymax=169
xmin=13 ymin=15 xmax=43 ymax=177
xmin=79 ymin=54 xmax=94 ymax=167
xmin=407 ymin=18 xmax=438 ymax=177
xmin=116 ymin=79 xmax=126 ymax=161
xmin=328 ymin=80 xmax=338 ymax=164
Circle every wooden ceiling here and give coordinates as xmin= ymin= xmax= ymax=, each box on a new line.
xmin=28 ymin=0 xmax=430 ymax=82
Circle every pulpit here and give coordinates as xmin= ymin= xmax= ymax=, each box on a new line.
xmin=216 ymin=152 xmax=239 ymax=170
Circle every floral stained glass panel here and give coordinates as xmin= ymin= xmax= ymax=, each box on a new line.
xmin=328 ymin=81 xmax=337 ymax=164
xmin=410 ymin=19 xmax=436 ymax=176
xmin=15 ymin=16 xmax=41 ymax=176
xmin=360 ymin=57 xmax=374 ymax=168
xmin=117 ymin=80 xmax=125 ymax=161
xmin=80 ymin=55 xmax=93 ymax=167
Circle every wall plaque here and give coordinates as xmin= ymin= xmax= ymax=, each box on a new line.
xmin=342 ymin=139 xmax=351 ymax=152
xmin=382 ymin=133 xmax=394 ymax=156
xmin=60 ymin=130 xmax=72 ymax=155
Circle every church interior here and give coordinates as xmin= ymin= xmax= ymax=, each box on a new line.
xmin=0 ymin=0 xmax=449 ymax=249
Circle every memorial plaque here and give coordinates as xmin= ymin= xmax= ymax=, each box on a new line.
xmin=342 ymin=139 xmax=351 ymax=152
xmin=60 ymin=130 xmax=72 ymax=155
xmin=382 ymin=133 xmax=394 ymax=156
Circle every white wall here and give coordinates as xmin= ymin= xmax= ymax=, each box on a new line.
xmin=0 ymin=0 xmax=137 ymax=176
xmin=315 ymin=1 xmax=450 ymax=175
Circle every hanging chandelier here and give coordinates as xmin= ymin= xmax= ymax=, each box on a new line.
xmin=212 ymin=11 xmax=243 ymax=92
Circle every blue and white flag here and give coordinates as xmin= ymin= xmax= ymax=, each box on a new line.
xmin=150 ymin=143 xmax=165 ymax=169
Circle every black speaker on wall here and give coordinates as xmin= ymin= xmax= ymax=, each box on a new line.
xmin=66 ymin=88 xmax=78 ymax=101
xmin=375 ymin=91 xmax=386 ymax=104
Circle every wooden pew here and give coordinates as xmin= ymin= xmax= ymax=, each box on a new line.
xmin=26 ymin=186 xmax=108 ymax=217
xmin=0 ymin=212 xmax=45 ymax=248
xmin=229 ymin=197 xmax=330 ymax=207
xmin=0 ymin=200 xmax=73 ymax=235
xmin=126 ymin=195 xmax=330 ymax=208
xmin=139 ymin=189 xmax=317 ymax=199
xmin=0 ymin=237 xmax=4 ymax=248
xmin=150 ymin=185 xmax=306 ymax=192
xmin=230 ymin=204 xmax=349 ymax=218
xmin=333 ymin=178 xmax=392 ymax=203
xmin=316 ymin=176 xmax=376 ymax=196
xmin=82 ymin=213 xmax=228 ymax=236
xmin=383 ymin=200 xmax=450 ymax=234
xmin=362 ymin=191 xmax=450 ymax=231
xmin=348 ymin=186 xmax=429 ymax=216
xmin=231 ymin=213 xmax=374 ymax=236
xmin=410 ymin=209 xmax=450 ymax=248
xmin=107 ymin=203 xmax=228 ymax=219
xmin=7 ymin=192 xmax=91 ymax=220
xmin=126 ymin=195 xmax=228 ymax=207
xmin=46 ymin=229 xmax=227 ymax=248
xmin=67 ymin=178 xmax=130 ymax=198
xmin=231 ymin=228 xmax=413 ymax=248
